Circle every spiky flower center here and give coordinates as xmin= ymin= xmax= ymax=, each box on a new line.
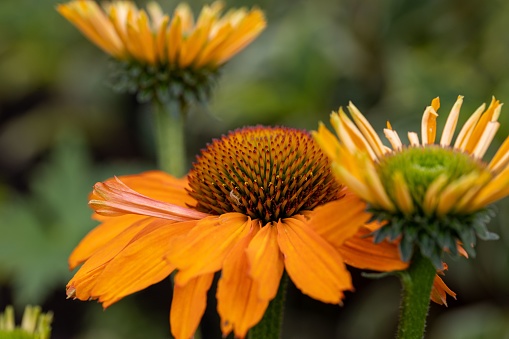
xmin=378 ymin=146 xmax=489 ymax=208
xmin=187 ymin=126 xmax=342 ymax=223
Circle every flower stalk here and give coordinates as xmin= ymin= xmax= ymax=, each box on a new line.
xmin=154 ymin=100 xmax=187 ymax=177
xmin=248 ymin=274 xmax=288 ymax=339
xmin=397 ymin=251 xmax=436 ymax=339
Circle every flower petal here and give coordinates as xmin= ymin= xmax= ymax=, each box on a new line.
xmin=89 ymin=177 xmax=208 ymax=221
xmin=431 ymin=275 xmax=456 ymax=306
xmin=92 ymin=219 xmax=197 ymax=308
xmin=421 ymin=105 xmax=438 ymax=145
xmin=69 ymin=214 xmax=148 ymax=269
xmin=338 ymin=227 xmax=408 ymax=271
xmin=277 ymin=218 xmax=352 ymax=304
xmin=100 ymin=171 xmax=194 ymax=206
xmin=305 ymin=192 xmax=369 ymax=247
xmin=170 ymin=213 xmax=252 ymax=286
xmin=440 ymin=96 xmax=463 ymax=147
xmin=217 ymin=223 xmax=270 ymax=338
xmin=170 ymin=274 xmax=214 ymax=339
xmin=245 ymin=222 xmax=284 ymax=300
xmin=67 ymin=216 xmax=156 ymax=301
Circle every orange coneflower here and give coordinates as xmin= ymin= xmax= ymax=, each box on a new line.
xmin=57 ymin=0 xmax=266 ymax=69
xmin=313 ymin=96 xmax=505 ymax=267
xmin=57 ymin=1 xmax=266 ymax=103
xmin=66 ymin=126 xmax=451 ymax=338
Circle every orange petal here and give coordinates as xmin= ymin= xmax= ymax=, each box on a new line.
xmin=246 ymin=222 xmax=284 ymax=300
xmin=421 ymin=105 xmax=438 ymax=145
xmin=89 ymin=177 xmax=208 ymax=221
xmin=277 ymin=218 xmax=352 ymax=304
xmin=69 ymin=214 xmax=148 ymax=269
xmin=67 ymin=216 xmax=156 ymax=300
xmin=431 ymin=275 xmax=456 ymax=306
xmin=217 ymin=224 xmax=270 ymax=339
xmin=338 ymin=227 xmax=408 ymax=271
xmin=170 ymin=213 xmax=252 ymax=286
xmin=92 ymin=219 xmax=197 ymax=308
xmin=307 ymin=192 xmax=370 ymax=247
xmin=101 ymin=171 xmax=195 ymax=206
xmin=170 ymin=274 xmax=214 ymax=339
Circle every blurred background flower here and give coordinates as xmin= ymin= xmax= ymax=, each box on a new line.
xmin=1 ymin=0 xmax=509 ymax=338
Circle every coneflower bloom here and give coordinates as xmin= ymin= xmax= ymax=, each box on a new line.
xmin=66 ymin=126 xmax=423 ymax=339
xmin=57 ymin=0 xmax=266 ymax=103
xmin=313 ymin=96 xmax=506 ymax=268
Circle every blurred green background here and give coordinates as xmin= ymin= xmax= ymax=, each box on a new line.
xmin=1 ymin=0 xmax=509 ymax=338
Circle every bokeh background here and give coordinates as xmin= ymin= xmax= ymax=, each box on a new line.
xmin=2 ymin=0 xmax=509 ymax=338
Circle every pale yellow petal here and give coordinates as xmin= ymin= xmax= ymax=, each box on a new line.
xmin=408 ymin=132 xmax=420 ymax=146
xmin=489 ymin=134 xmax=509 ymax=173
xmin=348 ymin=102 xmax=386 ymax=157
xmin=440 ymin=96 xmax=463 ymax=147
xmin=421 ymin=106 xmax=438 ymax=145
xmin=472 ymin=121 xmax=500 ymax=159
xmin=384 ymin=127 xmax=403 ymax=151
xmin=454 ymin=103 xmax=485 ymax=151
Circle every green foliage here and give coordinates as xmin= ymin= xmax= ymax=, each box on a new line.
xmin=0 ymin=131 xmax=96 ymax=305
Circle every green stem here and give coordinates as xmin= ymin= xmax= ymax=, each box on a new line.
xmin=153 ymin=100 xmax=187 ymax=177
xmin=397 ymin=251 xmax=436 ymax=339
xmin=248 ymin=273 xmax=288 ymax=339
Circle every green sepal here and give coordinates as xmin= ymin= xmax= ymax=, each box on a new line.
xmin=370 ymin=205 xmax=498 ymax=269
xmin=108 ymin=59 xmax=221 ymax=107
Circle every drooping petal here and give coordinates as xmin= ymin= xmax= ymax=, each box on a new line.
xmin=214 ymin=9 xmax=266 ymax=65
xmin=305 ymin=192 xmax=370 ymax=247
xmin=277 ymin=218 xmax=352 ymax=304
xmin=170 ymin=213 xmax=252 ymax=286
xmin=69 ymin=214 xmax=148 ymax=269
xmin=92 ymin=219 xmax=197 ymax=308
xmin=170 ymin=274 xmax=215 ymax=339
xmin=245 ymin=222 xmax=284 ymax=300
xmin=338 ymin=227 xmax=408 ymax=271
xmin=67 ymin=216 xmax=157 ymax=301
xmin=217 ymin=224 xmax=270 ymax=339
xmin=431 ymin=275 xmax=456 ymax=306
xmin=57 ymin=1 xmax=126 ymax=58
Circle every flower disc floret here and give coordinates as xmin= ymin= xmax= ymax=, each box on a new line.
xmin=187 ymin=126 xmax=342 ymax=223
